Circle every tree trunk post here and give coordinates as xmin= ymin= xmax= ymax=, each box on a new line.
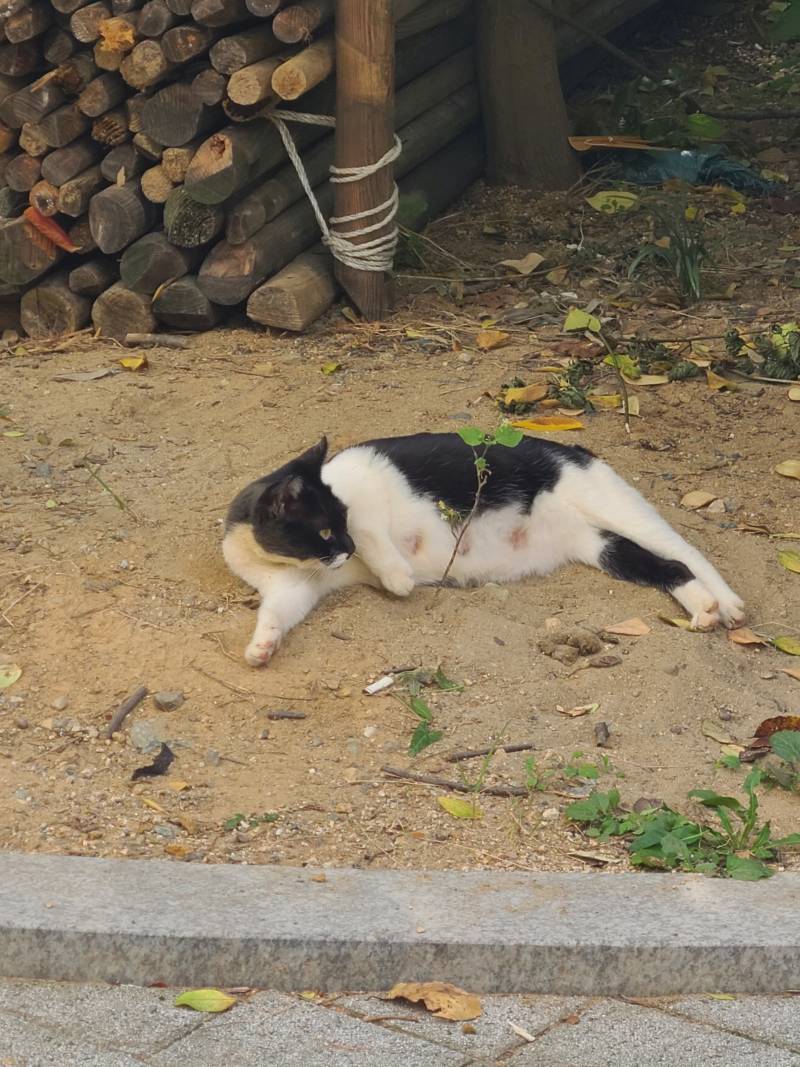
xmin=332 ymin=0 xmax=394 ymax=320
xmin=477 ymin=0 xmax=581 ymax=189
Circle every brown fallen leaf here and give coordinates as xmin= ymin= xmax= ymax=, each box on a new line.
xmin=754 ymin=715 xmax=800 ymax=738
xmin=476 ymin=329 xmax=510 ymax=351
xmin=681 ymin=490 xmax=717 ymax=510
xmin=588 ymin=655 xmax=622 ymax=669
xmin=386 ymin=982 xmax=481 ymax=1022
xmin=557 ymin=702 xmax=599 ymax=718
xmin=503 ymin=382 xmax=549 ymax=405
xmin=774 ymin=460 xmax=800 ymax=480
xmin=727 ymin=627 xmax=767 ymax=647
xmin=706 ymin=368 xmax=737 ymax=392
xmin=779 ymin=668 xmax=800 ymax=682
xmin=499 ymin=252 xmax=544 ymax=276
xmin=604 ymin=617 xmax=651 ymax=637
xmin=546 ymin=266 xmax=569 ymax=285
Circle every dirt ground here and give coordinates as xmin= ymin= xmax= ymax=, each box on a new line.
xmin=1 ymin=0 xmax=798 ymax=874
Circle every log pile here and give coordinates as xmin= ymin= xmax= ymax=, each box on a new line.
xmin=0 ymin=0 xmax=659 ymax=337
xmin=0 ymin=0 xmax=488 ymax=336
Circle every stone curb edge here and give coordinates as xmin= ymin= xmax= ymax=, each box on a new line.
xmin=1 ymin=853 xmax=798 ymax=994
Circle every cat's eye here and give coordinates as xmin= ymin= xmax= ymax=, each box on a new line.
xmin=319 ymin=528 xmax=332 ymax=541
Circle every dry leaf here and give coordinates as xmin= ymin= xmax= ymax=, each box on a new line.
xmin=568 ymin=135 xmax=654 ymax=151
xmin=563 ymin=308 xmax=600 ymax=333
xmin=774 ymin=636 xmax=800 ymax=656
xmin=588 ymin=654 xmax=622 ymax=669
xmin=174 ymin=814 xmax=198 ymax=835
xmin=702 ymin=719 xmax=733 ymax=745
xmin=659 ymin=615 xmax=700 ymax=632
xmin=119 ymin=355 xmax=147 ymax=371
xmin=775 ymin=460 xmax=800 ymax=480
xmin=174 ymin=989 xmax=236 ymax=1013
xmin=511 ymin=416 xmax=584 ymax=432
xmin=779 ymin=550 xmax=800 ymax=574
xmin=509 ymin=1021 xmax=538 ymax=1042
xmin=727 ymin=628 xmax=766 ymax=647
xmin=778 ymin=668 xmax=800 ymax=682
xmin=503 ymin=383 xmax=548 ymax=405
xmin=681 ymin=490 xmax=717 ymax=510
xmin=586 ymin=190 xmax=638 ymax=213
xmin=164 ymin=843 xmax=190 ymax=857
xmin=754 ymin=715 xmax=800 ymax=738
xmin=321 ymin=360 xmax=341 ymax=375
xmin=476 ymin=329 xmax=510 ymax=351
xmin=52 ymin=368 xmax=116 ymax=382
xmin=546 ymin=266 xmax=569 ymax=284
xmin=167 ymin=780 xmax=189 ymax=792
xmin=604 ymin=617 xmax=651 ymax=636
xmin=386 ymin=982 xmax=481 ymax=1021
xmin=591 ymin=393 xmax=622 ymax=409
xmin=0 ymin=664 xmax=22 ymax=689
xmin=499 ymin=252 xmax=544 ymax=276
xmin=619 ymin=394 xmax=640 ymax=417
xmin=142 ymin=798 xmax=167 ymax=814
xmin=789 ymin=387 xmax=800 ymax=402
xmin=437 ymin=796 xmax=483 ymax=820
xmin=557 ymin=702 xmax=599 ymax=717
xmin=631 ymin=374 xmax=670 ymax=386
xmin=706 ymin=369 xmax=737 ymax=392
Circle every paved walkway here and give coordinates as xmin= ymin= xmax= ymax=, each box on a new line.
xmin=2 ymin=980 xmax=800 ymax=1066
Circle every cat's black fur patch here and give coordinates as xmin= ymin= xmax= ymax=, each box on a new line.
xmin=226 ymin=438 xmax=355 ymax=564
xmin=599 ymin=532 xmax=694 ymax=591
xmin=364 ymin=432 xmax=594 ymax=516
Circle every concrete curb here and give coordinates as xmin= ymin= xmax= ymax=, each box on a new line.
xmin=1 ymin=853 xmax=798 ymax=995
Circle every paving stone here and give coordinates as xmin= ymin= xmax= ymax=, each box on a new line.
xmin=509 ymin=999 xmax=800 ymax=1067
xmin=337 ymin=991 xmax=588 ymax=1058
xmin=667 ymin=994 xmax=800 ymax=1052
xmin=0 ymin=1012 xmax=145 ymax=1067
xmin=151 ymin=990 xmax=466 ymax=1067
xmin=0 ymin=978 xmax=200 ymax=1055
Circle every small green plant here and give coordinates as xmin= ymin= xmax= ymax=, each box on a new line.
xmin=628 ymin=203 xmax=709 ymax=305
xmin=522 ymin=755 xmax=557 ymax=793
xmin=224 ymin=811 xmax=279 ymax=831
xmin=762 ymin=731 xmax=800 ymax=793
xmin=563 ymin=751 xmax=614 ymax=781
xmin=724 ymin=324 xmax=800 ymax=380
xmin=567 ymin=771 xmax=800 ymax=880
xmin=394 ymin=666 xmax=461 ymax=756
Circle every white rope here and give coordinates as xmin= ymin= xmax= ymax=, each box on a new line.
xmin=268 ymin=108 xmax=401 ymax=273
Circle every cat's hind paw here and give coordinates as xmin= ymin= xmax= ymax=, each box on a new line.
xmin=245 ymin=627 xmax=282 ymax=667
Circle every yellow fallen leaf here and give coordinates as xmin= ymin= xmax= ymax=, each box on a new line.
xmin=775 ymin=460 xmax=800 ymax=480
xmin=702 ymin=719 xmax=733 ymax=745
xmin=655 ymin=235 xmax=672 ymax=248
xmin=774 ymin=636 xmax=800 ymax=656
xmin=727 ymin=628 xmax=766 ymax=647
xmin=685 ymin=205 xmax=698 ymax=221
xmin=511 ymin=416 xmax=583 ymax=432
xmin=604 ymin=617 xmax=651 ymax=636
xmin=778 ymin=550 xmax=800 ymax=574
xmin=0 ymin=664 xmax=22 ymax=688
xmin=618 ymin=395 xmax=640 ymax=417
xmin=590 ymin=393 xmax=622 ymax=409
xmin=779 ymin=668 xmax=800 ymax=681
xmin=546 ymin=266 xmax=569 ymax=285
xmin=142 ymin=798 xmax=167 ymax=814
xmin=564 ymin=308 xmax=601 ymax=333
xmin=503 ymin=383 xmax=548 ymax=405
xmin=681 ymin=490 xmax=717 ymax=510
xmin=631 ymin=374 xmax=670 ymax=386
xmin=174 ymin=814 xmax=198 ymax=834
xmin=174 ymin=989 xmax=236 ymax=1013
xmin=386 ymin=981 xmax=481 ymax=1021
xmin=730 ymin=202 xmax=746 ymax=216
xmin=437 ymin=795 xmax=482 ymax=819
xmin=557 ymin=702 xmax=599 ymax=718
xmin=586 ymin=190 xmax=638 ymax=214
xmin=659 ymin=615 xmax=700 ymax=632
xmin=164 ymin=843 xmax=190 ymax=858
xmin=119 ymin=355 xmax=147 ymax=371
xmin=789 ymin=387 xmax=800 ymax=401
xmin=321 ymin=360 xmax=341 ymax=375
xmin=476 ymin=329 xmax=510 ymax=351
xmin=167 ymin=780 xmax=190 ymax=792
xmin=2 ymin=430 xmax=24 ymax=437
xmin=706 ymin=369 xmax=737 ymax=391
xmin=499 ymin=252 xmax=544 ymax=276
xmin=709 ymin=992 xmax=737 ymax=1001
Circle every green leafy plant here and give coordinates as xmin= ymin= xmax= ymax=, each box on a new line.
xmin=563 ymin=751 xmax=614 ymax=781
xmin=629 ymin=204 xmax=709 ymax=305
xmin=762 ymin=730 xmax=800 ymax=793
xmin=394 ymin=666 xmax=461 ymax=756
xmin=724 ymin=323 xmax=800 ymax=380
xmin=567 ymin=771 xmax=800 ymax=880
xmin=522 ymin=755 xmax=557 ymax=793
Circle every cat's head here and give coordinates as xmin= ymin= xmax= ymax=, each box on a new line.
xmin=252 ymin=437 xmax=355 ymax=568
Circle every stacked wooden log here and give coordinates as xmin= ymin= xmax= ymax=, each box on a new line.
xmin=0 ymin=0 xmax=660 ymax=337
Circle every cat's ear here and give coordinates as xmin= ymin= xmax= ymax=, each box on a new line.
xmin=260 ymin=475 xmax=304 ymax=519
xmin=297 ymin=436 xmax=328 ymax=469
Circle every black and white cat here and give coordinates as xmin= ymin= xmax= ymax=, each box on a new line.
xmin=223 ymin=433 xmax=744 ymax=666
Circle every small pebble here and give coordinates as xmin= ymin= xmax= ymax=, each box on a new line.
xmin=206 ymin=748 xmax=221 ymax=766
xmin=14 ymin=716 xmax=29 ymax=729
xmin=542 ymin=807 xmax=560 ymax=821
xmin=52 ymin=695 xmax=70 ymax=711
xmin=258 ymin=728 xmax=270 ymax=741
xmin=153 ymin=691 xmax=185 ymax=712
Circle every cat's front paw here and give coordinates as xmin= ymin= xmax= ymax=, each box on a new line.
xmin=245 ymin=627 xmax=282 ymax=667
xmin=380 ymin=568 xmax=415 ymax=597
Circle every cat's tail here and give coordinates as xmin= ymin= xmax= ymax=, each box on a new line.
xmin=561 ymin=457 xmax=745 ymax=628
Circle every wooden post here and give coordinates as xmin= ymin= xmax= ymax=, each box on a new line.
xmin=333 ymin=0 xmax=394 ymax=319
xmin=476 ymin=0 xmax=580 ymax=189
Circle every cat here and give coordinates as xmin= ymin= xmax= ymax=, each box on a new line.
xmin=223 ymin=433 xmax=745 ymax=667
